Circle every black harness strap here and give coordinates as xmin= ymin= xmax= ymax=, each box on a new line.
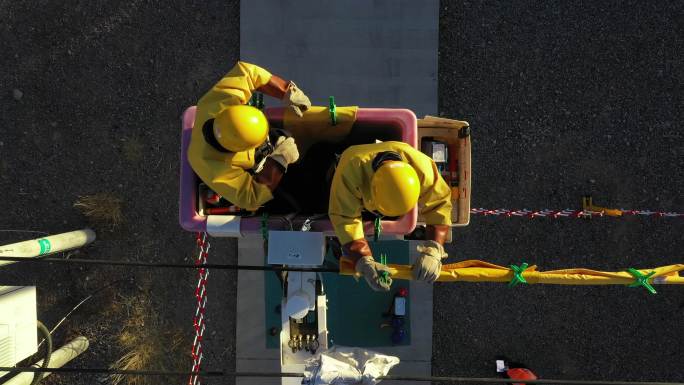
xmin=202 ymin=119 xmax=231 ymax=153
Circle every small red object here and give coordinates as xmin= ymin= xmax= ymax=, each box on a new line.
xmin=397 ymin=287 xmax=408 ymax=297
xmin=205 ymin=206 xmax=240 ymax=215
xmin=205 ymin=190 xmax=221 ymax=204
xmin=506 ymin=367 xmax=538 ymax=385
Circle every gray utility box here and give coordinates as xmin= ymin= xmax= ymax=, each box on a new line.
xmin=266 ymin=231 xmax=326 ymax=267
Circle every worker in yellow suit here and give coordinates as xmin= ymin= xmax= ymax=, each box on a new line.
xmin=188 ymin=61 xmax=311 ymax=211
xmin=329 ymin=141 xmax=453 ymax=291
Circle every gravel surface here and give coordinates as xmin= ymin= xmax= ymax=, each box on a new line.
xmin=1 ymin=1 xmax=681 ymax=384
xmin=1 ymin=1 xmax=240 ymax=384
xmin=438 ymin=0 xmax=682 ymax=382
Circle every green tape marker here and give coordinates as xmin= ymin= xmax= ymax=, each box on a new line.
xmin=627 ymin=268 xmax=657 ymax=294
xmin=508 ymin=262 xmax=529 ymax=287
xmin=329 ymin=96 xmax=337 ymax=126
xmin=37 ymin=239 xmax=52 ymax=255
xmin=373 ymin=216 xmax=382 ymax=242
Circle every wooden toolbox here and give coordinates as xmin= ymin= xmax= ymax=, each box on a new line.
xmin=417 ymin=116 xmax=471 ymax=226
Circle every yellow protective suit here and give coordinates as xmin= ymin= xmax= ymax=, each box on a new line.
xmin=339 ymin=259 xmax=684 ymax=286
xmin=188 ymin=61 xmax=274 ymax=211
xmin=329 ymin=142 xmax=453 ymax=244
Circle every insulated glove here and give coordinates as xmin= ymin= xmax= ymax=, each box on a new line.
xmin=284 ymin=81 xmax=311 ymax=117
xmin=269 ymin=136 xmax=299 ymax=170
xmin=412 ymin=240 xmax=447 ymax=283
xmin=355 ymin=256 xmax=392 ymax=292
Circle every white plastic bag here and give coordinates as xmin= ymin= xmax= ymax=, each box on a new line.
xmin=303 ymin=346 xmax=400 ymax=385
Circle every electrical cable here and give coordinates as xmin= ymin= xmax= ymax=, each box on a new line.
xmin=0 ymin=367 xmax=681 ymax=385
xmin=380 ymin=375 xmax=683 ymax=384
xmin=37 ymin=277 xmax=134 ymax=350
xmin=29 ymin=321 xmax=52 ymax=385
xmin=0 ymin=230 xmax=49 ymax=235
xmin=0 ymin=256 xmax=339 ymax=272
xmin=3 ymin=250 xmax=680 ymax=385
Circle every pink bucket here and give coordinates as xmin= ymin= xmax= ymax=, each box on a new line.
xmin=179 ymin=106 xmax=417 ymax=237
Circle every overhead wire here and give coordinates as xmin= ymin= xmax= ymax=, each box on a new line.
xmin=0 ymin=366 xmax=681 ymax=385
xmin=3 ymin=244 xmax=681 ymax=384
xmin=0 ymin=256 xmax=339 ymax=272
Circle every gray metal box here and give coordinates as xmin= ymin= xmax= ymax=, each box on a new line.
xmin=266 ymin=231 xmax=326 ymax=266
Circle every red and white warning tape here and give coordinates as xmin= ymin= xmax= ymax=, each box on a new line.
xmin=470 ymin=208 xmax=684 ymax=218
xmin=189 ymin=232 xmax=210 ymax=385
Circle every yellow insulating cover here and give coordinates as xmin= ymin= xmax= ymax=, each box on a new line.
xmin=329 ymin=142 xmax=452 ymax=245
xmin=339 ymin=260 xmax=684 ymax=285
xmin=188 ymin=61 xmax=275 ymax=211
xmin=283 ymin=106 xmax=358 ymax=158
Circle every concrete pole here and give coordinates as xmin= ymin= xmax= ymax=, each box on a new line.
xmin=2 ymin=336 xmax=89 ymax=385
xmin=0 ymin=229 xmax=95 ymax=267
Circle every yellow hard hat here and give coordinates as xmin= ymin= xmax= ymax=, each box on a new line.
xmin=371 ymin=161 xmax=420 ymax=217
xmin=213 ymin=105 xmax=268 ymax=152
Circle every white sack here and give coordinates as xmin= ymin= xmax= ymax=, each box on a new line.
xmin=303 ymin=346 xmax=400 ymax=385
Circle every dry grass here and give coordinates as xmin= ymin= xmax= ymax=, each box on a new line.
xmin=109 ymin=290 xmax=187 ymax=385
xmin=74 ymin=193 xmax=123 ymax=227
xmin=122 ymin=137 xmax=144 ymax=163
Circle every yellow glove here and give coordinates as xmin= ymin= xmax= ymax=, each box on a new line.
xmin=284 ymin=82 xmax=311 ymax=117
xmin=269 ymin=136 xmax=299 ymax=170
xmin=355 ymin=256 xmax=392 ymax=292
xmin=412 ymin=241 xmax=447 ymax=283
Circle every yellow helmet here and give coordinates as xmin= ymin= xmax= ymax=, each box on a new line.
xmin=213 ymin=105 xmax=268 ymax=152
xmin=371 ymin=161 xmax=420 ymax=217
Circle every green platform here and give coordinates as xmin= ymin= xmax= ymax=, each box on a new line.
xmin=265 ymin=240 xmax=411 ymax=349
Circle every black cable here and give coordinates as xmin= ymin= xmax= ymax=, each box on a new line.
xmin=39 ymin=276 xmax=134 ymax=349
xmin=381 ymin=375 xmax=683 ymax=385
xmin=29 ymin=321 xmax=52 ymax=385
xmin=0 ymin=256 xmax=339 ymax=272
xmin=0 ymin=367 xmax=681 ymax=385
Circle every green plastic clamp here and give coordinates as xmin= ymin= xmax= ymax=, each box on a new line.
xmin=508 ymin=263 xmax=529 ymax=287
xmin=261 ymin=212 xmax=269 ymax=241
xmin=379 ymin=253 xmax=389 ymax=284
xmin=627 ymin=268 xmax=657 ymax=294
xmin=329 ymin=96 xmax=337 ymax=126
xmin=373 ymin=216 xmax=382 ymax=242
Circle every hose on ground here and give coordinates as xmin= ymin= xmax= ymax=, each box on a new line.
xmin=30 ymin=320 xmax=52 ymax=385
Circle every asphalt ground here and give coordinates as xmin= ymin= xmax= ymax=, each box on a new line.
xmin=437 ymin=0 xmax=682 ymax=383
xmin=1 ymin=1 xmax=682 ymax=384
xmin=1 ymin=1 xmax=241 ymax=384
